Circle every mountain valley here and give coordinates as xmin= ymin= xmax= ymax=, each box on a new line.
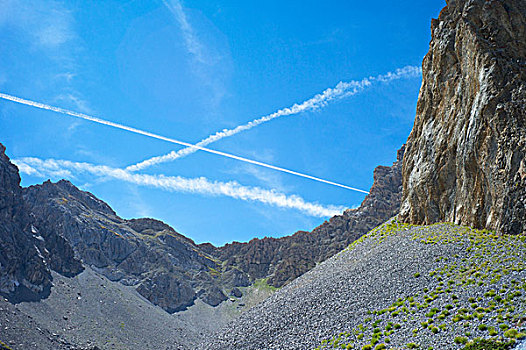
xmin=0 ymin=0 xmax=525 ymax=349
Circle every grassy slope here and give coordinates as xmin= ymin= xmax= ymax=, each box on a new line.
xmin=317 ymin=220 xmax=526 ymax=350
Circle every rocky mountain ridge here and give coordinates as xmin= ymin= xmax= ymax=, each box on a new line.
xmin=21 ymin=178 xmax=232 ymax=312
xmin=0 ymin=143 xmax=81 ymax=303
xmin=0 ymin=141 xmax=404 ymax=312
xmin=1 ymin=0 xmax=525 ymax=348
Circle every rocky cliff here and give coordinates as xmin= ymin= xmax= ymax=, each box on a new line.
xmin=400 ymin=0 xmax=526 ymax=234
xmin=22 ymin=179 xmax=238 ymax=312
xmin=209 ymin=146 xmax=405 ymax=287
xmin=0 ymin=144 xmax=82 ymax=302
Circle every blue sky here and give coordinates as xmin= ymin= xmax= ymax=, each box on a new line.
xmin=0 ymin=0 xmax=446 ymax=245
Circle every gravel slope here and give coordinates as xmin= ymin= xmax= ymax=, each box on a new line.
xmin=0 ymin=265 xmax=279 ymax=350
xmin=198 ymin=220 xmax=526 ymax=349
xmin=12 ymin=267 xmax=201 ymax=350
xmin=0 ymin=297 xmax=84 ymax=350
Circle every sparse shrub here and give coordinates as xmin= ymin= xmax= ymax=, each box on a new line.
xmin=485 ymin=290 xmax=496 ymax=297
xmin=454 ymin=336 xmax=468 ymax=345
xmin=488 ymin=326 xmax=498 ymax=336
xmin=453 ymin=315 xmax=463 ymax=322
xmin=461 ymin=338 xmax=515 ymax=350
xmin=503 ymin=328 xmax=518 ymax=338
xmin=0 ymin=341 xmax=13 ymax=350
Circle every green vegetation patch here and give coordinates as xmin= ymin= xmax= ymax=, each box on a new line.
xmin=252 ymin=278 xmax=279 ymax=291
xmin=461 ymin=338 xmax=515 ymax=350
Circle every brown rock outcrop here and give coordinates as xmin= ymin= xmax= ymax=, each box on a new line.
xmin=400 ymin=0 xmax=526 ymax=234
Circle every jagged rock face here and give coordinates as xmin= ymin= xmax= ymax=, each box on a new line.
xmin=24 ymin=186 xmax=222 ymax=311
xmin=21 ymin=173 xmax=232 ymax=312
xmin=0 ymin=143 xmax=240 ymax=311
xmin=400 ymin=0 xmax=526 ymax=234
xmin=0 ymin=144 xmax=83 ymax=302
xmin=24 ymin=180 xmax=135 ymax=271
xmin=0 ymin=144 xmax=52 ymax=301
xmin=212 ymin=146 xmax=405 ymax=287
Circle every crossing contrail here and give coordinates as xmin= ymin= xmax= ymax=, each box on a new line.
xmin=0 ymin=92 xmax=370 ymax=194
xmin=127 ymin=65 xmax=422 ymax=172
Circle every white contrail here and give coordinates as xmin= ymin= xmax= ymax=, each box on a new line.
xmin=127 ymin=65 xmax=422 ymax=172
xmin=0 ymin=92 xmax=369 ymax=194
xmin=14 ymin=157 xmax=346 ymax=217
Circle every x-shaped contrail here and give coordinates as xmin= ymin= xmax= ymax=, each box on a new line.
xmin=0 ymin=92 xmax=370 ymax=194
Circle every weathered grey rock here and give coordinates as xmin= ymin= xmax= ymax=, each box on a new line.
xmin=230 ymin=287 xmax=242 ymax=298
xmin=0 ymin=140 xmax=406 ymax=312
xmin=400 ymin=0 xmax=526 ymax=234
xmin=221 ymin=268 xmax=250 ymax=288
xmin=137 ymin=272 xmax=196 ymax=313
xmin=197 ymin=285 xmax=228 ymax=307
xmin=0 ymin=144 xmax=229 ymax=311
xmin=0 ymin=143 xmax=79 ymax=302
xmin=23 ymin=181 xmax=229 ymax=312
xmin=24 ymin=179 xmax=137 ymax=270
